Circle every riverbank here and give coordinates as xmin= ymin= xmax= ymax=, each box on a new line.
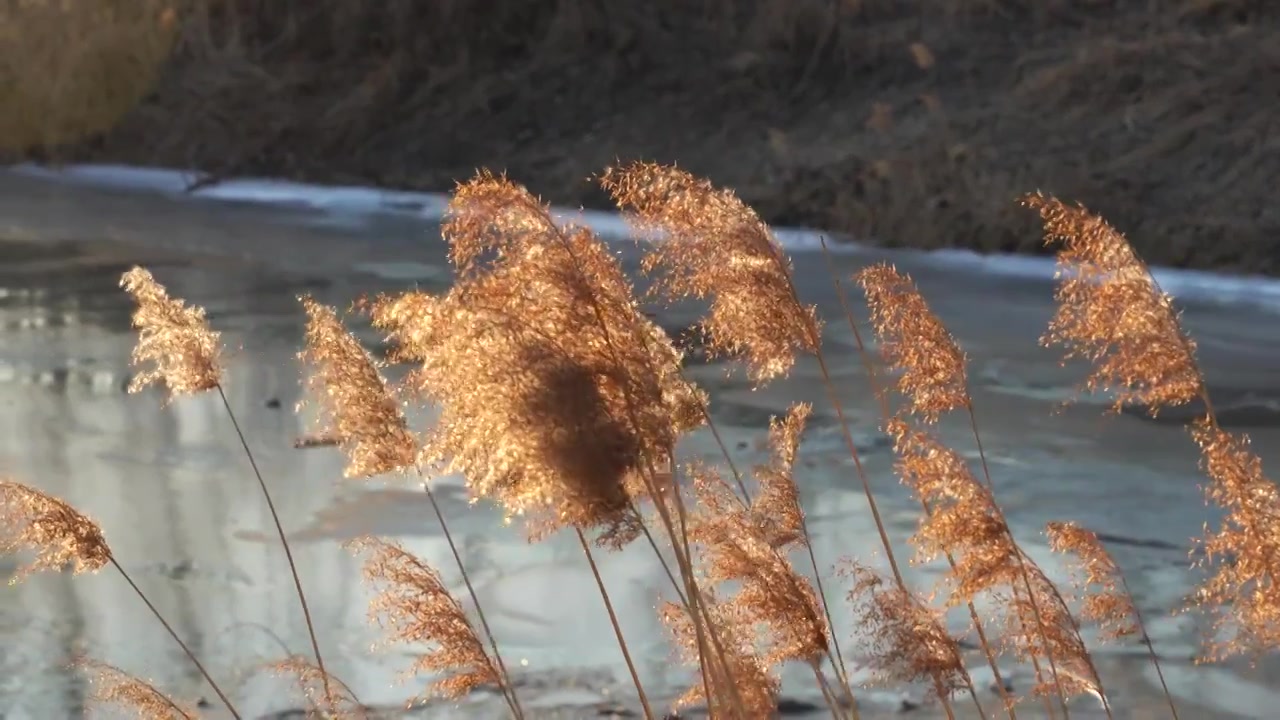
xmin=7 ymin=1 xmax=1279 ymax=274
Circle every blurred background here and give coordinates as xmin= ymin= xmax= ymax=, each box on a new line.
xmin=3 ymin=0 xmax=1277 ymax=272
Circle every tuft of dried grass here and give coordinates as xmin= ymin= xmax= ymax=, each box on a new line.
xmin=298 ymin=295 xmax=417 ymax=479
xmin=602 ymin=161 xmax=821 ymax=385
xmin=842 ymin=562 xmax=970 ymax=700
xmin=0 ymin=479 xmax=111 ymax=582
xmin=120 ymin=266 xmax=223 ymax=399
xmin=370 ymin=173 xmax=706 ymax=543
xmin=348 ymin=536 xmax=501 ymax=700
xmin=76 ymin=658 xmax=198 ymax=719
xmin=749 ymin=403 xmax=811 ymax=550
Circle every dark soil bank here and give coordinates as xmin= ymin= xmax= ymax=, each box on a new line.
xmin=17 ymin=1 xmax=1280 ymax=273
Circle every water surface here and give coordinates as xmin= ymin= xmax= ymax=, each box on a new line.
xmin=3 ymin=173 xmax=1279 ymax=719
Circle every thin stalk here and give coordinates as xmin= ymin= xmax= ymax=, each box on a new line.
xmin=575 ymin=529 xmax=656 ymax=720
xmin=1119 ymin=576 xmax=1180 ymax=719
xmin=418 ymin=472 xmax=525 ymax=720
xmin=214 ymin=385 xmax=332 ymax=711
xmin=109 ymin=557 xmax=240 ymax=719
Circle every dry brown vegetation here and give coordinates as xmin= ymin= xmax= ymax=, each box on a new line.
xmin=4 ymin=163 xmax=1279 ymax=718
xmin=4 ymin=0 xmax=1278 ymax=272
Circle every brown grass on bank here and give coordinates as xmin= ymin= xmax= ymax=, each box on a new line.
xmin=12 ymin=164 xmax=1280 ymax=719
xmin=0 ymin=0 xmax=177 ymax=155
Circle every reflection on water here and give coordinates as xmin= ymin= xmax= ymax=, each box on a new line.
xmin=4 ymin=202 xmax=1280 ymax=719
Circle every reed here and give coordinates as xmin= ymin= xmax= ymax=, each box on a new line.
xmin=8 ymin=166 xmax=1279 ymax=720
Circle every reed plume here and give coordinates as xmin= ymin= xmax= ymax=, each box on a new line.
xmin=750 ymin=403 xmax=810 ymax=551
xmin=370 ymin=174 xmax=706 ymax=544
xmin=348 ymin=536 xmax=501 ymax=700
xmin=1045 ymin=523 xmax=1138 ymax=642
xmin=76 ymin=658 xmax=198 ymax=720
xmin=660 ymin=597 xmax=779 ymax=718
xmin=1000 ymin=564 xmax=1106 ymax=705
xmin=842 ymin=562 xmax=971 ymax=701
xmin=1023 ymin=194 xmax=1200 ymax=414
xmin=2 ymin=480 xmax=239 ymax=717
xmin=855 ymin=264 xmax=968 ymax=422
xmin=121 ymin=266 xmax=324 ymax=712
xmin=1047 ymin=522 xmax=1181 ymax=717
xmin=119 ymin=267 xmax=222 ymax=398
xmin=1 ymin=479 xmax=110 ymax=581
xmin=1188 ymin=420 xmax=1280 ymax=659
xmin=298 ymin=295 xmax=417 ymax=479
xmin=601 ymin=161 xmax=820 ymax=385
xmin=1026 ymin=194 xmax=1280 ymax=661
xmin=686 ymin=463 xmax=829 ymax=669
xmin=270 ymin=655 xmax=369 ymax=720
xmin=301 ymin=295 xmax=524 ymax=717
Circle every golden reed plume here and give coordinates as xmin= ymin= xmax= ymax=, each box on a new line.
xmin=270 ymin=655 xmax=369 ymax=719
xmin=298 ymin=295 xmax=417 ymax=478
xmin=348 ymin=536 xmax=501 ymax=700
xmin=855 ymin=264 xmax=969 ymax=421
xmin=842 ymin=562 xmax=970 ymax=700
xmin=370 ymin=173 xmax=705 ymax=543
xmin=686 ymin=463 xmax=829 ymax=669
xmin=1 ymin=479 xmax=110 ymax=582
xmin=1045 ymin=522 xmax=1138 ymax=641
xmin=749 ymin=403 xmax=811 ymax=551
xmin=660 ymin=596 xmax=779 ymax=718
xmin=602 ymin=161 xmax=820 ymax=384
xmin=76 ymin=658 xmax=198 ymax=720
xmin=1026 ymin=194 xmax=1280 ymax=660
xmin=119 ymin=267 xmax=222 ymax=399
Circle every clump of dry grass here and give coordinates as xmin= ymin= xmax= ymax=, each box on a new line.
xmin=842 ymin=562 xmax=971 ymax=701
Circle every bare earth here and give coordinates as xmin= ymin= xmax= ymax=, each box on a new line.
xmin=3 ymin=175 xmax=1280 ymax=719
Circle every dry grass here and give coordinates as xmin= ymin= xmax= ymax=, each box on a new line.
xmin=6 ymin=164 xmax=1280 ymax=720
xmin=6 ymin=2 xmax=1277 ymax=274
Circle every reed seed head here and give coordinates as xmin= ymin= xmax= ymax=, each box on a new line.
xmin=76 ymin=658 xmax=198 ymax=720
xmin=750 ymin=403 xmax=811 ymax=550
xmin=120 ymin=267 xmax=222 ymax=399
xmin=298 ymin=296 xmax=418 ymax=479
xmin=856 ymin=264 xmax=969 ymax=421
xmin=348 ymin=536 xmax=500 ymax=700
xmin=660 ymin=597 xmax=779 ymax=718
xmin=1189 ymin=419 xmax=1280 ymax=660
xmin=688 ymin=464 xmax=829 ymax=668
xmin=370 ymin=173 xmax=705 ymax=543
xmin=842 ymin=562 xmax=970 ymax=700
xmin=887 ymin=421 xmax=1021 ymax=604
xmin=1 ymin=480 xmax=110 ymax=582
xmin=270 ymin=655 xmax=368 ymax=719
xmin=1045 ymin=521 xmax=1139 ymax=641
xmin=1001 ymin=562 xmax=1106 ymax=704
xmin=602 ymin=161 xmax=821 ymax=384
xmin=1023 ymin=194 xmax=1202 ymax=414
